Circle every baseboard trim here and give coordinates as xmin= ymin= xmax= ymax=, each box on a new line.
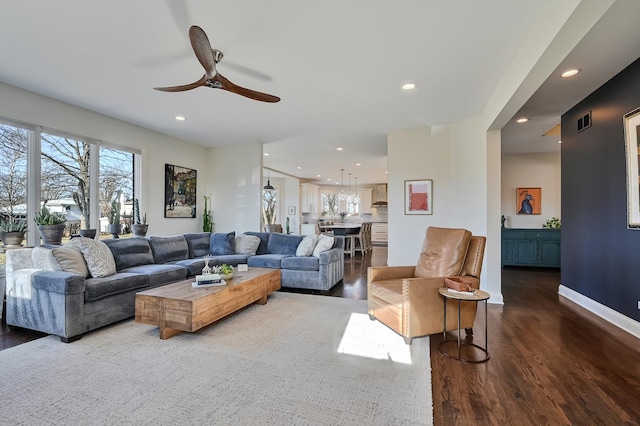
xmin=559 ymin=285 xmax=640 ymax=340
xmin=487 ymin=291 xmax=504 ymax=305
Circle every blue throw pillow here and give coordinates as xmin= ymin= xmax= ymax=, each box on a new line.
xmin=210 ymin=232 xmax=236 ymax=256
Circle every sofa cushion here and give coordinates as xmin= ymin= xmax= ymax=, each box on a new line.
xmin=51 ymin=246 xmax=89 ymax=277
xmin=312 ymin=235 xmax=335 ymax=257
xmin=281 ymin=256 xmax=320 ymax=271
xmin=204 ymin=254 xmax=251 ymax=267
xmin=209 ymin=232 xmax=236 ymax=256
xmin=120 ymin=264 xmax=188 ymax=287
xmin=414 ymin=227 xmax=471 ymax=278
xmin=247 ymin=254 xmax=291 ymax=269
xmin=267 ymin=233 xmax=303 ymax=255
xmin=75 ymin=237 xmax=117 ymax=278
xmin=103 ymin=238 xmax=154 ymax=271
xmin=184 ymin=232 xmax=211 ymax=258
xmin=148 ymin=235 xmax=189 ymax=264
xmin=296 ymin=235 xmax=318 ymax=257
xmin=234 ymin=234 xmax=261 ymax=255
xmin=244 ymin=232 xmax=270 ymax=255
xmin=84 ymin=272 xmax=149 ymax=302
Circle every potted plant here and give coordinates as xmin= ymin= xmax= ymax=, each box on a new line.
xmin=0 ymin=216 xmax=28 ymax=248
xmin=108 ymin=190 xmax=122 ymax=239
xmin=203 ymin=195 xmax=214 ymax=232
xmin=131 ymin=198 xmax=148 ymax=237
xmin=34 ymin=206 xmax=67 ymax=245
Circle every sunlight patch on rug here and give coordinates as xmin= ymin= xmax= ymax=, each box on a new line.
xmin=337 ymin=312 xmax=413 ymax=364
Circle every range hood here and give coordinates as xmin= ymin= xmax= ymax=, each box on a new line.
xmin=371 ymin=184 xmax=388 ymax=206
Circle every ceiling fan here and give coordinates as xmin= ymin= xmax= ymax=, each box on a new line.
xmin=154 ymin=26 xmax=280 ymax=103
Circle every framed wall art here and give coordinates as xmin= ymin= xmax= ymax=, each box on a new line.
xmin=624 ymin=107 xmax=640 ymax=228
xmin=404 ymin=179 xmax=432 ymax=215
xmin=288 ymin=206 xmax=296 ymax=215
xmin=516 ymin=187 xmax=541 ymax=215
xmin=164 ymin=163 xmax=197 ymax=218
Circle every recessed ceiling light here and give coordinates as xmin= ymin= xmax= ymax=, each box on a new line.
xmin=297 ymin=166 xmax=302 ymax=170
xmin=336 ymin=147 xmax=344 ymax=151
xmin=355 ymin=163 xmax=361 ymax=166
xmin=516 ymin=118 xmax=528 ymax=123
xmin=561 ymin=69 xmax=581 ymax=78
xmin=402 ymin=83 xmax=416 ymax=90
xmin=175 ymin=115 xmax=186 ymax=121
xmin=558 ymin=140 xmax=562 ymax=144
xmin=316 ymin=174 xmax=322 ymax=178
xmin=327 ymin=178 xmax=332 ymax=181
xmin=263 ymin=153 xmax=269 ymax=156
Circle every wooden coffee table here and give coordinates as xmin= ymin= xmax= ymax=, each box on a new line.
xmin=135 ymin=267 xmax=281 ymax=339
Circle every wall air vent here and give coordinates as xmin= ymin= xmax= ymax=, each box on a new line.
xmin=577 ymin=111 xmax=591 ymax=132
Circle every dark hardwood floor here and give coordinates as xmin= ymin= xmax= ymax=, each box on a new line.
xmin=2 ymin=247 xmax=640 ymax=425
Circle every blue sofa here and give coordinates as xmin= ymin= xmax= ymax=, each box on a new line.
xmin=5 ymin=231 xmax=344 ymax=342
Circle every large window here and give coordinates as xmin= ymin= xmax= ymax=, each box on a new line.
xmin=0 ymin=120 xmax=138 ymax=265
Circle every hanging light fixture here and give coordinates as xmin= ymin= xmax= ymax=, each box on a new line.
xmin=263 ymin=171 xmax=275 ymax=192
xmin=337 ymin=169 xmax=347 ymax=200
xmin=346 ymin=173 xmax=354 ymax=204
xmin=353 ymin=176 xmax=360 ymax=204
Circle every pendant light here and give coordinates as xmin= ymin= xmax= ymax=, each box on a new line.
xmin=263 ymin=171 xmax=275 ymax=192
xmin=337 ymin=169 xmax=347 ymax=200
xmin=353 ymin=176 xmax=360 ymax=204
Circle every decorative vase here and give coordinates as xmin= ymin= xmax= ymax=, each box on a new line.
xmin=1 ymin=231 xmax=25 ymax=248
xmin=131 ymin=224 xmax=149 ymax=237
xmin=108 ymin=224 xmax=122 ymax=239
xmin=37 ymin=224 xmax=66 ymax=245
xmin=79 ymin=228 xmax=97 ymax=239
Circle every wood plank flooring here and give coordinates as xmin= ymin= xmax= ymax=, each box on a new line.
xmin=2 ymin=247 xmax=640 ymax=425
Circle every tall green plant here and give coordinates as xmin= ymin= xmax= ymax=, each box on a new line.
xmin=134 ymin=198 xmax=146 ymax=224
xmin=203 ymin=195 xmax=214 ymax=232
xmin=109 ymin=190 xmax=122 ymax=225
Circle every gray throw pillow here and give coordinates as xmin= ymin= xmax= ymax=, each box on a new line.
xmin=234 ymin=234 xmax=261 ymax=255
xmin=210 ymin=232 xmax=236 ymax=256
xmin=296 ymin=235 xmax=318 ymax=257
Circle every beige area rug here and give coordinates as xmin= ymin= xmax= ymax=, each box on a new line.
xmin=0 ymin=292 xmax=433 ymax=425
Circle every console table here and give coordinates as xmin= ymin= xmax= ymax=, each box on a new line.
xmin=501 ymin=228 xmax=560 ymax=268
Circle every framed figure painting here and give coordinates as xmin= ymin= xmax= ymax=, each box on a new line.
xmin=405 ymin=179 xmax=432 ymax=215
xmin=516 ymin=187 xmax=541 ymax=215
xmin=164 ymin=163 xmax=197 ymax=218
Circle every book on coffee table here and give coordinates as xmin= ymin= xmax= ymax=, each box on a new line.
xmin=192 ymin=279 xmax=227 ymax=288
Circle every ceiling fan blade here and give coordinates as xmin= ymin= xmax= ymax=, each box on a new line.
xmin=154 ymin=75 xmax=207 ymax=92
xmin=189 ymin=26 xmax=216 ymax=79
xmin=214 ymin=73 xmax=280 ymax=103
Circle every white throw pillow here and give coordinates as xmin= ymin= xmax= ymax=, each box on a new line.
xmin=32 ymin=246 xmax=59 ymax=270
xmin=234 ymin=234 xmax=261 ymax=255
xmin=76 ymin=237 xmax=117 ymax=278
xmin=296 ymin=235 xmax=318 ymax=257
xmin=312 ymin=235 xmax=335 ymax=257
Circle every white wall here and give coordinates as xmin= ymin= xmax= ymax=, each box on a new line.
xmin=208 ymin=143 xmax=262 ymax=233
xmin=501 ymin=152 xmax=561 ymax=229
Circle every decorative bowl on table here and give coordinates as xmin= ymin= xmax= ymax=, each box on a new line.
xmin=214 ymin=264 xmax=234 ymax=281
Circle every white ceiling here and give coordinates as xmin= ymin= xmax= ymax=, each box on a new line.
xmin=1 ymin=1 xmax=639 ymax=186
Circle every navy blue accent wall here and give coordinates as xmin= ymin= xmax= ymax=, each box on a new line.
xmin=561 ymin=57 xmax=640 ymax=321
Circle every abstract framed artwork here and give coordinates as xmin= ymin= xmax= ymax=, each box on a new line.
xmin=404 ymin=179 xmax=432 ymax=215
xmin=288 ymin=206 xmax=296 ymax=215
xmin=516 ymin=187 xmax=541 ymax=215
xmin=164 ymin=163 xmax=197 ymax=218
xmin=624 ymin=107 xmax=640 ymax=228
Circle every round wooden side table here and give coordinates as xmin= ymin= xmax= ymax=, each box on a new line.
xmin=438 ymin=287 xmax=490 ymax=363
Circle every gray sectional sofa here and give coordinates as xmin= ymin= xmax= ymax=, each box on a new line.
xmin=5 ymin=231 xmax=344 ymax=342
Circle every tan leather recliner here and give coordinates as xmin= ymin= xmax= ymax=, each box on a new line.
xmin=367 ymin=227 xmax=486 ymax=345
